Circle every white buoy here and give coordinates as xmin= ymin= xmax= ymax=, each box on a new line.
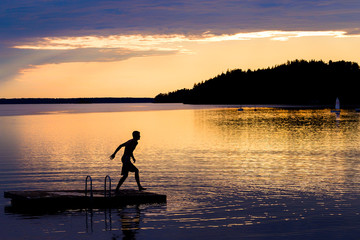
xmin=331 ymin=97 xmax=341 ymax=113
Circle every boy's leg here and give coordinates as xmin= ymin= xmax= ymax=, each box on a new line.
xmin=115 ymin=172 xmax=128 ymax=192
xmin=134 ymin=169 xmax=146 ymax=191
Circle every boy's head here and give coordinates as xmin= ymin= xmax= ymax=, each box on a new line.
xmin=132 ymin=131 xmax=140 ymax=140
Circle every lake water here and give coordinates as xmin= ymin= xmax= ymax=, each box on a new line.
xmin=0 ymin=103 xmax=359 ymax=239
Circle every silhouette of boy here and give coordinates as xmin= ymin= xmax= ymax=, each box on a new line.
xmin=110 ymin=131 xmax=146 ymax=192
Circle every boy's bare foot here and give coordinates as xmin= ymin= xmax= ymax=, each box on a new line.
xmin=138 ymin=187 xmax=146 ymax=191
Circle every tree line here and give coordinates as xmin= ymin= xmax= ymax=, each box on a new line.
xmin=154 ymin=60 xmax=360 ymax=106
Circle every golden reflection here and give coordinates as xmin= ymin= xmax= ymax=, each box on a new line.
xmin=4 ymin=107 xmax=360 ymax=196
xmin=6 ymin=109 xmax=198 ymax=189
xmin=193 ymin=108 xmax=360 ymax=195
xmin=2 ymin=106 xmax=360 ymax=237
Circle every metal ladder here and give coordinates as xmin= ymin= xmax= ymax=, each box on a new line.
xmin=104 ymin=175 xmax=111 ymax=198
xmin=85 ymin=175 xmax=112 ymax=198
xmin=85 ymin=175 xmax=93 ymax=199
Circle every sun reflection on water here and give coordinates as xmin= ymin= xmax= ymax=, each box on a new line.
xmin=1 ymin=106 xmax=360 ymax=238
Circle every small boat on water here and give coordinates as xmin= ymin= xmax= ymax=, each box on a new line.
xmin=331 ymin=97 xmax=341 ymax=113
xmin=238 ymin=107 xmax=243 ymax=111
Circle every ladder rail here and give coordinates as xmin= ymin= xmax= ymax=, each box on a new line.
xmin=104 ymin=175 xmax=111 ymax=198
xmin=85 ymin=175 xmax=93 ymax=198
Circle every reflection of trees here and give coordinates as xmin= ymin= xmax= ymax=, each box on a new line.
xmin=155 ymin=60 xmax=360 ymax=106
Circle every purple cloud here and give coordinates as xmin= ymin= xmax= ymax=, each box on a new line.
xmin=2 ymin=0 xmax=360 ymax=41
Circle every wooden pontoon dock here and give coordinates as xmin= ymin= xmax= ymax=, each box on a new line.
xmin=4 ymin=189 xmax=167 ymax=210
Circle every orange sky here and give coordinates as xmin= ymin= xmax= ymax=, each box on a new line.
xmin=1 ymin=31 xmax=360 ymax=98
xmin=3 ymin=1 xmax=360 ymax=98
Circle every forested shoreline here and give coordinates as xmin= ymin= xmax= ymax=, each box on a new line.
xmin=154 ymin=60 xmax=360 ymax=106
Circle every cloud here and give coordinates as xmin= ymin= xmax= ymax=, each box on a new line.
xmin=0 ymin=44 xmax=177 ymax=83
xmin=1 ymin=29 xmax=358 ymax=84
xmin=2 ymin=0 xmax=360 ymax=41
xmin=12 ymin=34 xmax=191 ymax=51
xmin=12 ymin=30 xmax=356 ymax=51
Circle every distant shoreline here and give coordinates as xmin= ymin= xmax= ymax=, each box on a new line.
xmin=1 ymin=98 xmax=359 ymax=109
xmin=0 ymin=97 xmax=154 ymax=104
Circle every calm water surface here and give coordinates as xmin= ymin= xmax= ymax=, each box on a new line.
xmin=0 ymin=104 xmax=359 ymax=239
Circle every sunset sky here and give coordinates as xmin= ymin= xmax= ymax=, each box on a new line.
xmin=1 ymin=0 xmax=360 ymax=98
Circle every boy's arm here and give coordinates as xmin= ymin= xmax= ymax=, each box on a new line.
xmin=131 ymin=153 xmax=136 ymax=163
xmin=109 ymin=143 xmax=125 ymax=160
